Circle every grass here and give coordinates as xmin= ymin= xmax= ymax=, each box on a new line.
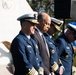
xmin=73 ymin=52 xmax=76 ymax=67
xmin=72 ymin=52 xmax=76 ymax=75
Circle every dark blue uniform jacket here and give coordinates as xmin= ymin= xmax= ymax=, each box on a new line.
xmin=10 ymin=31 xmax=43 ymax=75
xmin=55 ymin=34 xmax=74 ymax=75
xmin=44 ymin=33 xmax=61 ymax=74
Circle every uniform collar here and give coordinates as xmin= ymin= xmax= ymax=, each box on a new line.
xmin=24 ymin=34 xmax=31 ymax=39
xmin=20 ymin=31 xmax=31 ymax=39
xmin=44 ymin=33 xmax=52 ymax=39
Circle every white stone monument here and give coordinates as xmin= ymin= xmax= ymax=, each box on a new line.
xmin=0 ymin=0 xmax=33 ymax=74
xmin=0 ymin=0 xmax=33 ymax=42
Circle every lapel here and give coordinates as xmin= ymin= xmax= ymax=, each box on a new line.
xmin=19 ymin=31 xmax=33 ymax=47
xmin=47 ymin=34 xmax=54 ymax=44
xmin=27 ymin=39 xmax=33 ymax=47
xmin=30 ymin=38 xmax=39 ymax=54
xmin=44 ymin=33 xmax=54 ymax=44
xmin=19 ymin=31 xmax=38 ymax=54
xmin=36 ymin=31 xmax=50 ymax=57
xmin=35 ymin=30 xmax=47 ymax=47
xmin=63 ymin=34 xmax=74 ymax=55
xmin=67 ymin=43 xmax=74 ymax=55
xmin=35 ymin=30 xmax=43 ymax=41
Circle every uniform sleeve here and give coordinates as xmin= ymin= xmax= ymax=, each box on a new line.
xmin=46 ymin=39 xmax=59 ymax=73
xmin=55 ymin=39 xmax=64 ymax=57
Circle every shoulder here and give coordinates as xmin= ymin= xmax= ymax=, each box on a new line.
xmin=55 ymin=35 xmax=67 ymax=48
xmin=11 ymin=34 xmax=27 ymax=47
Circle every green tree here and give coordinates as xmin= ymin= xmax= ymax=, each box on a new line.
xmin=27 ymin=0 xmax=54 ymax=16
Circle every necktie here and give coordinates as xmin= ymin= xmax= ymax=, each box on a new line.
xmin=41 ymin=34 xmax=50 ymax=57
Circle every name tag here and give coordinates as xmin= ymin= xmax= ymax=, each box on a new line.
xmin=27 ymin=45 xmax=32 ymax=48
xmin=66 ymin=46 xmax=70 ymax=49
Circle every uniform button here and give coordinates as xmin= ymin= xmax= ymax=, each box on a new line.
xmin=38 ymin=64 xmax=40 ymax=66
xmin=66 ymin=55 xmax=68 ymax=59
xmin=51 ymin=50 xmax=55 ymax=54
xmin=30 ymin=51 xmax=32 ymax=53
xmin=29 ymin=69 xmax=31 ymax=71
xmin=36 ymin=58 xmax=38 ymax=60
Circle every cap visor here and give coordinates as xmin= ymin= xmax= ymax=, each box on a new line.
xmin=25 ymin=19 xmax=39 ymax=24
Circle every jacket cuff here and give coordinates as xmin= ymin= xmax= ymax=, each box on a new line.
xmin=38 ymin=67 xmax=44 ymax=75
xmin=26 ymin=67 xmax=38 ymax=75
xmin=51 ymin=62 xmax=59 ymax=72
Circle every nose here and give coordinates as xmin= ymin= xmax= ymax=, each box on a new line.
xmin=48 ymin=25 xmax=50 ymax=28
xmin=33 ymin=25 xmax=36 ymax=28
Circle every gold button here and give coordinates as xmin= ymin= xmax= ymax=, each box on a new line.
xmin=36 ymin=58 xmax=38 ymax=60
xmin=51 ymin=50 xmax=55 ymax=54
xmin=29 ymin=69 xmax=31 ymax=71
xmin=66 ymin=55 xmax=68 ymax=58
xmin=38 ymin=64 xmax=40 ymax=66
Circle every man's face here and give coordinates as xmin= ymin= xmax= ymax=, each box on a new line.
xmin=40 ymin=18 xmax=51 ymax=33
xmin=68 ymin=29 xmax=76 ymax=42
xmin=48 ymin=26 xmax=57 ymax=36
xmin=70 ymin=31 xmax=75 ymax=41
xmin=23 ymin=21 xmax=36 ymax=35
xmin=28 ymin=22 xmax=36 ymax=34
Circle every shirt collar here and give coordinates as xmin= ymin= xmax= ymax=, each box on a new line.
xmin=24 ymin=33 xmax=31 ymax=39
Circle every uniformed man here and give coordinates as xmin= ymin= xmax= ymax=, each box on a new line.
xmin=31 ymin=12 xmax=52 ymax=75
xmin=43 ymin=18 xmax=64 ymax=75
xmin=55 ymin=22 xmax=76 ymax=75
xmin=10 ymin=13 xmax=44 ymax=75
xmin=68 ymin=22 xmax=76 ymax=52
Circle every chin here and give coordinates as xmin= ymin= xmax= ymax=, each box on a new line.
xmin=45 ymin=31 xmax=48 ymax=33
xmin=31 ymin=32 xmax=34 ymax=34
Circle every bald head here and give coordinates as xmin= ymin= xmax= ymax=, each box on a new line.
xmin=37 ymin=12 xmax=51 ymax=33
xmin=38 ymin=12 xmax=51 ymax=23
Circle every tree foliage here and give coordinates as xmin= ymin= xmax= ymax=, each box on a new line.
xmin=27 ymin=0 xmax=54 ymax=16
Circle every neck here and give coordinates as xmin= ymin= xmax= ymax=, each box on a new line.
xmin=21 ymin=29 xmax=31 ymax=36
xmin=37 ymin=25 xmax=44 ymax=33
